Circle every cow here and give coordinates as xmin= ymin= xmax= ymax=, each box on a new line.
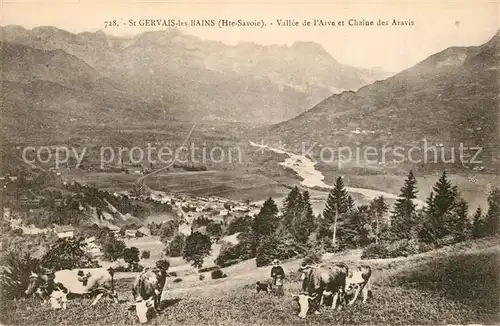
xmin=255 ymin=280 xmax=272 ymax=294
xmin=293 ymin=263 xmax=348 ymax=318
xmin=131 ymin=267 xmax=168 ymax=324
xmin=25 ymin=267 xmax=118 ymax=308
xmin=345 ymin=265 xmax=372 ymax=305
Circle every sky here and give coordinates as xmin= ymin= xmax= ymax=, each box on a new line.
xmin=1 ymin=1 xmax=499 ymax=72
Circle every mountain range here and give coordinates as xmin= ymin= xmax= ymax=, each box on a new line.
xmin=262 ymin=31 xmax=499 ymax=168
xmin=0 ymin=25 xmax=389 ymax=136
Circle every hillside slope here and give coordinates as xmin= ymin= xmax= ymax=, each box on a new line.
xmin=0 ymin=25 xmax=390 ymax=124
xmin=264 ymin=31 xmax=500 ymax=167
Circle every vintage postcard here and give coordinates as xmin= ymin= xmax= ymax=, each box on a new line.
xmin=0 ymin=1 xmax=498 ymax=325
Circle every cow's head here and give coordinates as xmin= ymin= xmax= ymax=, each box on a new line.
xmin=134 ymin=297 xmax=155 ymax=324
xmin=25 ymin=272 xmax=43 ymax=296
xmin=292 ymin=292 xmax=316 ymax=318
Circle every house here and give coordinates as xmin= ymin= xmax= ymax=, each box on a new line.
xmin=125 ymin=229 xmax=137 ymax=238
xmin=54 ymin=225 xmax=75 ymax=238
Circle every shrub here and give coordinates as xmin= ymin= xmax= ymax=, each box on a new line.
xmin=418 ymin=242 xmax=435 ymax=253
xmin=211 ymin=269 xmax=227 ymax=279
xmin=141 ymin=250 xmax=151 ymax=259
xmin=435 ymin=235 xmax=457 ymax=248
xmin=217 ymin=258 xmax=240 ymax=268
xmin=0 ymin=252 xmax=40 ymax=300
xmin=166 ymin=234 xmax=186 ymax=257
xmin=155 ymin=259 xmax=171 ymax=271
xmin=386 ymin=239 xmax=420 ymax=257
xmin=199 ymin=274 xmax=205 ymax=281
xmin=173 ymin=278 xmax=183 ymax=283
xmin=199 ymin=266 xmax=220 ymax=273
xmin=215 ymin=242 xmax=242 ymax=267
xmin=361 ymin=243 xmax=389 ymax=259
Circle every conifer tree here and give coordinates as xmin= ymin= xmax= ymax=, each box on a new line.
xmin=323 ymin=176 xmax=351 ymax=247
xmin=449 ymin=198 xmax=470 ymax=241
xmin=420 ymin=172 xmax=459 ymax=243
xmin=292 ymin=191 xmax=316 ymax=244
xmin=370 ymin=196 xmax=389 ymax=243
xmin=485 ymin=187 xmax=500 ymax=235
xmin=282 ymin=186 xmax=303 ymax=228
xmin=471 ymin=207 xmax=486 ymax=239
xmin=253 ymin=197 xmax=278 ymax=242
xmin=430 ymin=171 xmax=458 ymax=218
xmin=391 ymin=170 xmax=418 ymax=238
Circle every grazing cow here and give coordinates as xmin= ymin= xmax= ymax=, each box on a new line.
xmin=131 ymin=267 xmax=168 ymax=324
xmin=293 ymin=263 xmax=348 ymax=318
xmin=255 ymin=280 xmax=272 ymax=294
xmin=345 ymin=265 xmax=372 ymax=305
xmin=25 ymin=267 xmax=118 ymax=308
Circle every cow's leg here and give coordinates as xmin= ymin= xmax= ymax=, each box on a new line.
xmin=91 ymin=293 xmax=104 ymax=306
xmin=331 ymin=292 xmax=338 ymax=310
xmin=348 ymin=286 xmax=361 ymax=305
xmin=61 ymin=293 xmax=68 ymax=310
xmin=361 ymin=283 xmax=369 ymax=304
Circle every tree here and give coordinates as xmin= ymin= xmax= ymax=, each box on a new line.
xmin=123 ymin=247 xmax=140 ymax=265
xmin=0 ymin=251 xmax=41 ymax=300
xmin=391 ymin=170 xmax=418 ymax=238
xmin=429 ymin=171 xmax=458 ymax=218
xmin=206 ymin=222 xmax=223 ymax=242
xmin=420 ymin=172 xmax=459 ymax=243
xmin=323 ymin=177 xmax=351 ymax=247
xmin=485 ymin=187 xmax=500 ymax=235
xmin=253 ymin=197 xmax=278 ymax=242
xmin=471 ymin=207 xmax=486 ymax=239
xmin=370 ymin=196 xmax=389 ymax=244
xmin=102 ymin=236 xmax=126 ymax=262
xmin=183 ymin=231 xmax=212 ymax=269
xmin=141 ymin=250 xmax=151 ymax=259
xmin=166 ymin=233 xmax=186 ymax=257
xmin=281 ymin=186 xmax=303 ymax=228
xmin=42 ymin=237 xmax=99 ymax=270
xmin=226 ymin=215 xmax=253 ymax=235
xmin=448 ymin=198 xmax=470 ymax=241
xmin=291 ymin=191 xmax=316 ymax=244
xmin=158 ymin=220 xmax=179 ymax=244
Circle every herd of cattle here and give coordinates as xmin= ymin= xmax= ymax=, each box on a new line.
xmin=24 ymin=262 xmax=372 ymax=323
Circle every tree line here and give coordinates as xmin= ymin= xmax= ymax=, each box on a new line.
xmin=216 ymin=171 xmax=500 ymax=266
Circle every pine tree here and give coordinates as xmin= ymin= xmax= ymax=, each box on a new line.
xmin=391 ymin=170 xmax=418 ymax=238
xmin=282 ymin=186 xmax=303 ymax=228
xmin=430 ymin=171 xmax=458 ymax=218
xmin=449 ymin=198 xmax=470 ymax=241
xmin=253 ymin=197 xmax=279 ymax=246
xmin=485 ymin=187 xmax=500 ymax=235
xmin=323 ymin=177 xmax=350 ymax=248
xmin=471 ymin=207 xmax=486 ymax=239
xmin=291 ymin=191 xmax=316 ymax=244
xmin=370 ymin=196 xmax=389 ymax=244
xmin=420 ymin=172 xmax=459 ymax=243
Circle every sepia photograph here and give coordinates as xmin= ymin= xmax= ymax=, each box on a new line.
xmin=0 ymin=1 xmax=499 ymax=325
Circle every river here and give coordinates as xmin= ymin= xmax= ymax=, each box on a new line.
xmin=249 ymin=141 xmax=425 ymax=209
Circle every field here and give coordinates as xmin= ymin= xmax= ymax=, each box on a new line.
xmin=2 ymin=237 xmax=498 ymax=325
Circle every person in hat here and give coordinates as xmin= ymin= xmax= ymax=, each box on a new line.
xmin=270 ymin=259 xmax=285 ymax=287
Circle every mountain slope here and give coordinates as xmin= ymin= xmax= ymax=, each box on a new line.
xmin=263 ymin=31 xmax=499 ymax=167
xmin=1 ymin=25 xmax=390 ymax=123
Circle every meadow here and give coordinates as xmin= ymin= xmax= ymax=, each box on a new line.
xmin=2 ymin=237 xmax=498 ymax=325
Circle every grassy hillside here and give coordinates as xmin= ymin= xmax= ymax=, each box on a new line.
xmin=2 ymin=237 xmax=498 ymax=325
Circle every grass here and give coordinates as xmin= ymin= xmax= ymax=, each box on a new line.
xmin=2 ymin=238 xmax=499 ymax=325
